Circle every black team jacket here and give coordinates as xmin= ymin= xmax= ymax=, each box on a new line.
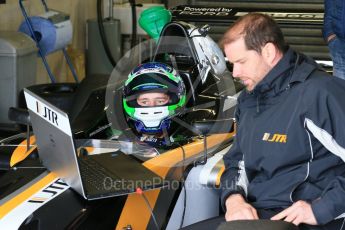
xmin=220 ymin=48 xmax=345 ymax=225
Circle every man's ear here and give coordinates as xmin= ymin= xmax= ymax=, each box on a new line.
xmin=262 ymin=42 xmax=278 ymax=67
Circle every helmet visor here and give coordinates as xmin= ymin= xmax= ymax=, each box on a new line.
xmin=124 ymin=72 xmax=181 ymax=107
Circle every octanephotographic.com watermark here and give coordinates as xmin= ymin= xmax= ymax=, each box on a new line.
xmin=102 ymin=176 xmax=241 ymax=191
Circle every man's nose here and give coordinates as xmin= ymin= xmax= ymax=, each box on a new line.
xmin=148 ymin=100 xmax=156 ymax=107
xmin=232 ymin=64 xmax=241 ymax=78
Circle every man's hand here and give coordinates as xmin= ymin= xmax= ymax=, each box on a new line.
xmin=271 ymin=200 xmax=317 ymax=226
xmin=326 ymin=34 xmax=336 ymax=43
xmin=225 ymin=194 xmax=259 ymax=221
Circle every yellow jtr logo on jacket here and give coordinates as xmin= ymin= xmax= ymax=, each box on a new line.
xmin=262 ymin=133 xmax=287 ymax=143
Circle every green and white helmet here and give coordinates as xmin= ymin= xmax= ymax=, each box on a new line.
xmin=123 ymin=62 xmax=186 ymax=134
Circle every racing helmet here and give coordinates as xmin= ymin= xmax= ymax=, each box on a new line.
xmin=123 ymin=62 xmax=186 ymax=134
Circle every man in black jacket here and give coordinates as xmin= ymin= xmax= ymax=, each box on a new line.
xmin=219 ymin=13 xmax=345 ymax=229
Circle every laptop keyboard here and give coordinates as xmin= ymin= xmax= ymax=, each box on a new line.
xmin=78 ymin=157 xmax=131 ymax=193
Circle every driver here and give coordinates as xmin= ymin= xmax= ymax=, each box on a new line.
xmin=122 ymin=62 xmax=186 ymax=147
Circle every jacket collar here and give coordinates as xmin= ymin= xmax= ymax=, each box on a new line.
xmin=251 ymin=47 xmax=318 ymax=96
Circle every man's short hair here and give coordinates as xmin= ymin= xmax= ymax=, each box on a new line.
xmin=221 ymin=13 xmax=287 ymax=54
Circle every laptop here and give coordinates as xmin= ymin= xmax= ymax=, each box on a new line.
xmin=24 ymin=88 xmax=166 ymax=200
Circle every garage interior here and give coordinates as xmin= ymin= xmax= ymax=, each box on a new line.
xmin=0 ymin=1 xmax=338 ymax=229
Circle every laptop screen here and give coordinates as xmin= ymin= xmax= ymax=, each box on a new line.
xmin=24 ymin=89 xmax=85 ymax=195
xmin=24 ymin=89 xmax=167 ymax=200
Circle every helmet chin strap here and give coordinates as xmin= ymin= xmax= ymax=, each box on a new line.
xmin=162 ymin=125 xmax=172 ymax=146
